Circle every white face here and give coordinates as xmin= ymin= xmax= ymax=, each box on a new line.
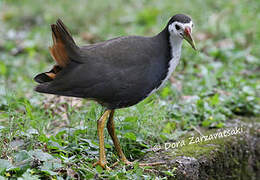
xmin=168 ymin=21 xmax=194 ymax=39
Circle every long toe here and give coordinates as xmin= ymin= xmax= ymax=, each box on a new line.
xmin=111 ymin=159 xmax=133 ymax=168
xmin=93 ymin=161 xmax=111 ymax=170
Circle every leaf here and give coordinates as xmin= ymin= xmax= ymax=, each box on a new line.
xmin=160 ymin=86 xmax=171 ymax=99
xmin=47 ymin=140 xmax=64 ymax=150
xmin=24 ymin=100 xmax=33 ymax=120
xmin=14 ymin=151 xmax=32 ymax=170
xmin=162 ymin=170 xmax=175 ymax=177
xmin=80 ymin=138 xmax=99 ymax=149
xmin=18 ymin=169 xmax=40 ymax=180
xmin=124 ymin=116 xmax=138 ymax=123
xmin=41 ymin=161 xmax=63 ymax=171
xmin=242 ymin=86 xmax=254 ymax=95
xmin=210 ymin=93 xmax=219 ymax=106
xmin=40 ymin=169 xmax=57 ymax=176
xmin=216 ymin=122 xmax=224 ymax=128
xmin=123 ymin=116 xmax=138 ymax=130
xmin=85 ymin=150 xmax=98 ymax=155
xmin=124 ymin=132 xmax=136 ymax=141
xmin=0 ymin=159 xmax=14 ymax=173
xmin=15 ymin=151 xmax=32 ymax=163
xmin=10 ymin=139 xmax=25 ymax=150
xmin=163 ymin=122 xmax=176 ymax=134
xmin=95 ymin=165 xmax=103 ymax=174
xmin=0 ymin=176 xmax=6 ymax=180
xmin=26 ymin=128 xmax=39 ymax=135
xmin=202 ymin=120 xmax=211 ymax=127
xmin=0 ymin=62 xmax=7 ymax=76
xmin=28 ymin=149 xmax=55 ymax=161
xmin=104 ymin=143 xmax=112 ymax=149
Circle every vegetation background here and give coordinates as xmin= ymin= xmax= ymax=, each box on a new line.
xmin=0 ymin=0 xmax=259 ymax=179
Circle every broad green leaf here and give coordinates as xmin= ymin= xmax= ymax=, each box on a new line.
xmin=28 ymin=149 xmax=54 ymax=161
xmin=15 ymin=151 xmax=32 ymax=163
xmin=18 ymin=169 xmax=40 ymax=180
xmin=124 ymin=132 xmax=136 ymax=141
xmin=163 ymin=122 xmax=176 ymax=134
xmin=41 ymin=161 xmax=62 ymax=171
xmin=0 ymin=159 xmax=14 ymax=173
xmin=95 ymin=165 xmax=103 ymax=174
xmin=202 ymin=120 xmax=211 ymax=127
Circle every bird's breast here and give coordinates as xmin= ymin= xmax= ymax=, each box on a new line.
xmin=147 ymin=50 xmax=181 ymax=97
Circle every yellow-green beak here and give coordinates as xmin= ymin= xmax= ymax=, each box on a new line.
xmin=184 ymin=28 xmax=196 ymax=50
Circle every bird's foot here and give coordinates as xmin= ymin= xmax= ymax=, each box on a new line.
xmin=93 ymin=160 xmax=111 ymax=170
xmin=111 ymin=159 xmax=132 ymax=168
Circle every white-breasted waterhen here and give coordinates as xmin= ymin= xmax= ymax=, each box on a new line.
xmin=34 ymin=14 xmax=196 ymax=169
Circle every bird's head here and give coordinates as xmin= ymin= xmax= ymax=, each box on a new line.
xmin=167 ymin=14 xmax=196 ymax=50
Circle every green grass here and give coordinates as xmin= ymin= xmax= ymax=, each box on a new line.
xmin=0 ymin=0 xmax=260 ymax=179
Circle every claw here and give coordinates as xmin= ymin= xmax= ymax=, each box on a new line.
xmin=93 ymin=161 xmax=111 ymax=170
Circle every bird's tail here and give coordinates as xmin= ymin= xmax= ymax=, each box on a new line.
xmin=34 ymin=19 xmax=79 ymax=83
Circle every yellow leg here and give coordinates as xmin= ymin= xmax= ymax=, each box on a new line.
xmin=93 ymin=109 xmax=111 ymax=170
xmin=107 ymin=110 xmax=165 ymax=168
xmin=107 ymin=110 xmax=130 ymax=164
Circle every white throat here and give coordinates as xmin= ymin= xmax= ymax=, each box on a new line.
xmin=161 ymin=34 xmax=183 ymax=86
xmin=169 ymin=34 xmax=183 ymax=62
xmin=148 ymin=35 xmax=183 ymax=96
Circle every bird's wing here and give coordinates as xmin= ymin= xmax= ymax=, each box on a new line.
xmin=80 ymin=37 xmax=123 ymax=51
xmin=35 ymin=36 xmax=161 ymax=100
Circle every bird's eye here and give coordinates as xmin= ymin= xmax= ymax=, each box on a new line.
xmin=175 ymin=24 xmax=180 ymax=30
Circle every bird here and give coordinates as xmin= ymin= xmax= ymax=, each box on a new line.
xmin=34 ymin=14 xmax=196 ymax=169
